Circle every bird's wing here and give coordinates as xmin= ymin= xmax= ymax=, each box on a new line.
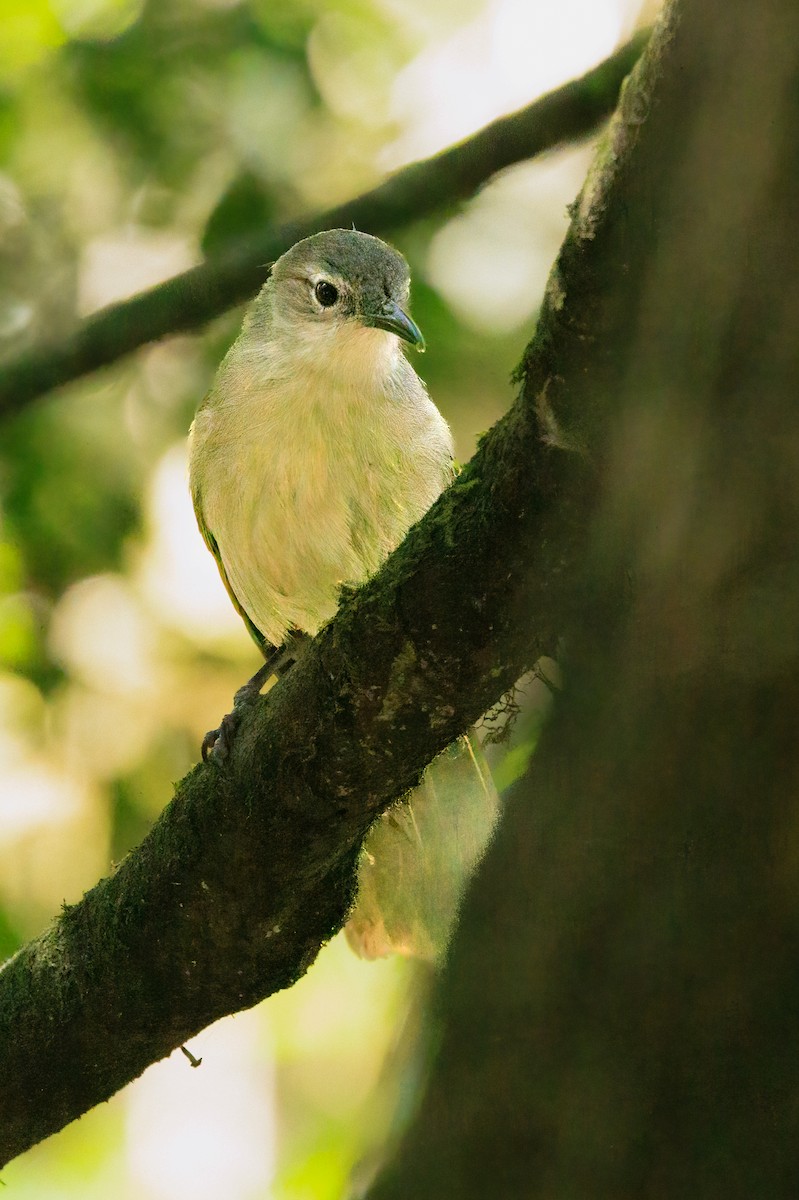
xmin=192 ymin=484 xmax=270 ymax=653
xmin=345 ymin=732 xmax=501 ymax=961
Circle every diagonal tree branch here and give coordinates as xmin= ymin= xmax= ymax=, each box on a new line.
xmin=0 ymin=24 xmax=658 ymax=1170
xmin=0 ymin=34 xmax=647 ymax=419
xmin=0 ymin=370 xmax=591 ymax=1163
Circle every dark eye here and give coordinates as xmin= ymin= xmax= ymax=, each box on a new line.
xmin=314 ymin=280 xmax=339 ymax=308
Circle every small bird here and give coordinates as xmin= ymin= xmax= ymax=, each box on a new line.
xmin=189 ymin=229 xmax=498 ymax=958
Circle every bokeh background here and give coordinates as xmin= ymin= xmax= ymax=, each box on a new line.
xmin=0 ymin=0 xmax=652 ymax=1194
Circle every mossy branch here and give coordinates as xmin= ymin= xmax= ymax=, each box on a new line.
xmin=0 ymin=362 xmax=590 ymax=1166
xmin=0 ymin=33 xmax=647 ymax=420
xmin=0 ymin=24 xmax=661 ymax=1170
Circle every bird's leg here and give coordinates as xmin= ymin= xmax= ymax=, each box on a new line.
xmin=202 ymin=631 xmax=310 ymax=763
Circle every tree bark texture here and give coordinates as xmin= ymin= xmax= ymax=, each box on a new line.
xmin=0 ymin=14 xmax=680 ymax=1170
xmin=0 ymin=61 xmax=626 ymax=1166
xmin=367 ymin=0 xmax=799 ymax=1196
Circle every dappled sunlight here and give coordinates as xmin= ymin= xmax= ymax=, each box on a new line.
xmin=0 ymin=1 xmax=64 ymax=80
xmin=49 ymin=573 xmax=160 ymax=696
xmin=50 ymin=0 xmax=145 ymax=42
xmin=79 ymin=229 xmax=197 ymax=315
xmin=0 ymin=673 xmax=112 ymax=936
xmin=126 ymin=1014 xmax=277 ymax=1200
xmin=0 ymin=671 xmax=45 ymax=759
xmin=0 ymin=757 xmax=79 ymax=841
xmin=0 ymin=0 xmax=655 ymax=1189
xmin=308 ymin=12 xmax=401 ymax=130
xmin=266 ymin=934 xmax=419 ymax=1194
xmin=0 ymin=758 xmax=108 ymax=932
xmin=135 ymin=441 xmax=251 ymax=651
xmin=51 ymin=683 xmax=159 ymax=780
xmin=385 ymin=0 xmax=637 ymax=166
xmin=271 ymin=932 xmax=411 ymax=1082
xmin=426 ymin=145 xmax=594 ymax=334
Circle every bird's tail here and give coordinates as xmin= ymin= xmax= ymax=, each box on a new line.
xmin=345 ymin=733 xmax=501 ymax=961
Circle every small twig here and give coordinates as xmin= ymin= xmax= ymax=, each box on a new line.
xmin=480 ymin=683 xmax=524 ymax=744
xmin=179 ymin=1045 xmax=203 ymax=1069
xmin=0 ymin=33 xmax=647 ymax=418
xmin=531 ymin=659 xmax=561 ymax=695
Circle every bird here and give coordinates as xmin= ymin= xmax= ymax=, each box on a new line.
xmin=189 ymin=229 xmax=499 ymax=959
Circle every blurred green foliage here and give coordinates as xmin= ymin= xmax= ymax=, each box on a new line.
xmin=0 ymin=0 xmax=612 ymax=1191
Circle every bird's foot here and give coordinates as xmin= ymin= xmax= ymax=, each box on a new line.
xmin=201 ymin=707 xmax=241 ymax=763
xmin=201 ymin=634 xmax=310 ymax=764
xmin=202 ymin=670 xmax=269 ymax=762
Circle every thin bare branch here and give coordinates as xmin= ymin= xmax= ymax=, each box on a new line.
xmin=0 ymin=34 xmax=647 ymax=418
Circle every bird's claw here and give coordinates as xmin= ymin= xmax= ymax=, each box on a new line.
xmin=201 ymin=707 xmax=242 ymax=764
xmin=201 ymin=634 xmax=309 ymax=764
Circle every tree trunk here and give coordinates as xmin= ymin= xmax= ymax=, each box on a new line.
xmin=367 ymin=0 xmax=799 ymax=1195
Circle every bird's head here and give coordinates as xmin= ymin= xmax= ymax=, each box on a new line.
xmin=246 ymin=229 xmax=425 ymax=379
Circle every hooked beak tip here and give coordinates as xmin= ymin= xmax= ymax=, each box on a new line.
xmin=363 ymin=301 xmax=425 ymax=352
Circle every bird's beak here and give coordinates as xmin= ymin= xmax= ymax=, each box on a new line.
xmin=363 ymin=300 xmax=425 ymax=351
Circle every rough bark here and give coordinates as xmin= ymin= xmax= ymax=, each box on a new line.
xmin=0 ymin=21 xmax=665 ymax=1166
xmin=366 ymin=0 xmax=799 ymax=1196
xmin=0 ymin=9 xmax=676 ymax=1168
xmin=0 ymin=35 xmax=647 ymax=419
xmin=0 ymin=357 xmax=586 ymax=1163
xmin=0 ymin=88 xmax=614 ymax=1167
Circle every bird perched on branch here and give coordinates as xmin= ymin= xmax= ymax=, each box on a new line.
xmin=189 ymin=229 xmax=498 ymax=959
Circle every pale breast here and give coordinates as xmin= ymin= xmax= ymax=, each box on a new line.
xmin=191 ymin=359 xmax=453 ymax=649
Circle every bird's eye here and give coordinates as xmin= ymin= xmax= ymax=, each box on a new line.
xmin=314 ymin=280 xmax=339 ymax=308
